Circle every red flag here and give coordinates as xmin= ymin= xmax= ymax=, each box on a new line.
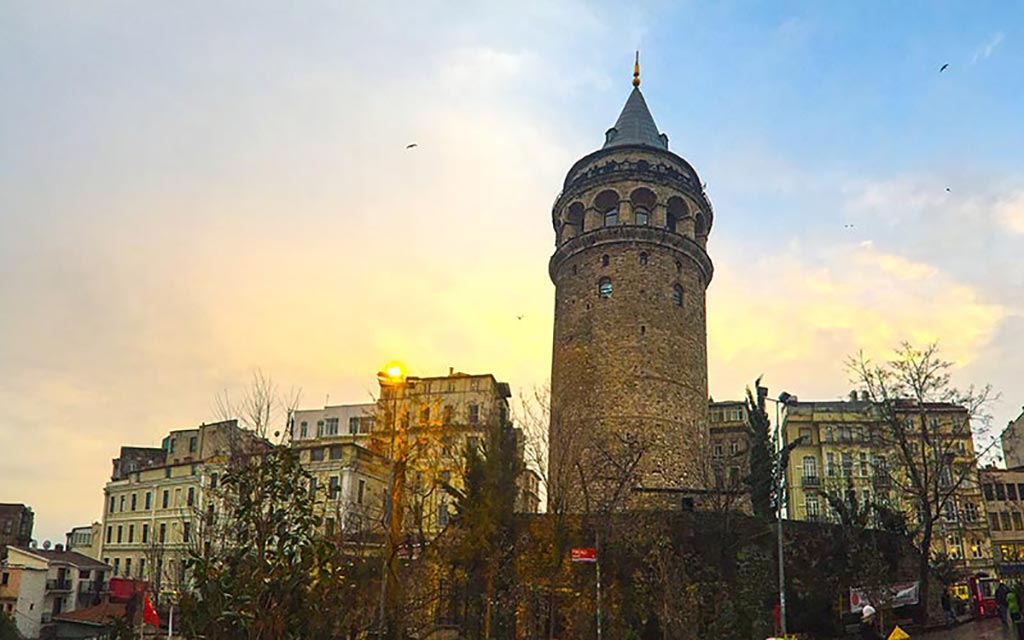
xmin=143 ymin=595 xmax=160 ymax=627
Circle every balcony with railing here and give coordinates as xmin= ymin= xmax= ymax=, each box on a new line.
xmin=801 ymin=475 xmax=820 ymax=489
xmin=872 ymin=475 xmax=891 ymax=488
xmin=46 ymin=579 xmax=72 ymax=592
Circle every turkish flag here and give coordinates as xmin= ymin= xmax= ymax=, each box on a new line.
xmin=143 ymin=595 xmax=160 ymax=627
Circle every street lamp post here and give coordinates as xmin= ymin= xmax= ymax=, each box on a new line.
xmin=375 ymin=362 xmax=415 ymax=640
xmin=761 ymin=389 xmax=794 ymax=637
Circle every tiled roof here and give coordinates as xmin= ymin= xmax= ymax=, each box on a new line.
xmin=602 ymin=87 xmax=668 ymax=150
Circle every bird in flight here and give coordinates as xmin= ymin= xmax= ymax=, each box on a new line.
xmin=946 ymin=187 xmax=951 ymax=192
xmin=939 ymin=63 xmax=949 ymax=72
xmin=406 ymin=143 xmax=418 ymax=149
xmin=844 ymin=224 xmax=855 ymax=229
xmin=516 ymin=315 xmax=524 ymax=320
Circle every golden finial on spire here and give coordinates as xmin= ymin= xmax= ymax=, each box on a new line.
xmin=633 ymin=51 xmax=641 ymax=87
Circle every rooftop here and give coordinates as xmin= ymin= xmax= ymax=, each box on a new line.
xmin=10 ymin=547 xmax=111 ymax=569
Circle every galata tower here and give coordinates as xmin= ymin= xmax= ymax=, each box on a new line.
xmin=548 ymin=59 xmax=714 ymax=513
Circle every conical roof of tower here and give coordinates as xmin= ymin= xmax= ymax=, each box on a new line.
xmin=602 ymin=86 xmax=669 ymax=150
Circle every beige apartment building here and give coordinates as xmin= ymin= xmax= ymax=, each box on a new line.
xmin=289 ymin=369 xmax=532 ymax=542
xmin=979 ymin=467 xmax=1024 ymax=578
xmin=783 ymin=397 xmax=993 ymax=578
xmin=1 ymin=546 xmax=110 ymax=639
xmin=98 ymin=420 xmax=245 ymax=595
xmin=1000 ymin=407 xmax=1024 ymax=469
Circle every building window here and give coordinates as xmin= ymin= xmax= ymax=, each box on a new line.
xmin=189 ymin=437 xmax=197 ymax=453
xmin=438 ymin=502 xmax=450 ymax=527
xmin=142 ymin=524 xmax=149 ymax=544
xmin=468 ymin=404 xmax=480 ymax=424
xmin=971 ymin=541 xmax=983 ymax=559
xmin=947 ymin=535 xmax=963 ymax=560
xmin=604 ymin=207 xmax=618 ymax=227
xmin=113 ymin=559 xmax=120 ymax=576
xmin=187 ymin=487 xmax=195 ymax=506
xmin=859 ymin=452 xmax=869 ymax=477
xmin=1001 ymin=511 xmax=1012 ymax=531
xmin=128 ymin=525 xmax=134 ymax=543
xmin=826 ymin=452 xmax=836 ymax=477
xmin=671 ymin=285 xmax=683 ymax=307
xmin=183 ymin=522 xmax=191 ymax=543
xmin=165 ymin=467 xmax=171 ymax=479
xmin=841 ymin=452 xmax=853 ymax=477
xmin=300 ymin=421 xmax=308 ymax=438
xmin=639 ymin=252 xmax=648 ymax=265
xmin=984 ymin=484 xmax=995 ymax=501
xmin=1009 ymin=484 xmax=1019 ymax=501
xmin=964 ymin=502 xmax=978 ymax=523
xmin=159 ymin=523 xmax=166 ymax=543
xmin=317 ymin=420 xmax=324 ymax=437
xmin=329 ymin=476 xmax=340 ymax=500
xmin=1 ymin=573 xmax=8 ymax=586
xmin=598 ymin=278 xmax=613 ymax=299
xmin=942 ymin=501 xmax=957 ymax=522
xmin=349 ymin=417 xmax=359 ymax=434
xmin=210 ymin=473 xmax=218 ymax=490
xmin=117 ymin=526 xmax=123 ymax=543
xmin=802 ymin=456 xmax=817 ymax=480
xmin=162 ymin=490 xmax=169 ymax=509
xmin=805 ymin=496 xmax=820 ymax=519
xmin=729 ymin=441 xmax=739 ymax=456
xmin=326 ymin=418 xmax=339 ymax=436
xmin=1014 ymin=512 xmax=1024 ymax=531
xmin=666 ymin=212 xmax=677 ymax=233
xmin=601 ymin=254 xmax=609 ymax=267
xmin=713 ymin=444 xmax=723 ymax=458
xmin=990 ymin=512 xmax=1001 ymax=531
xmin=330 ymin=445 xmax=343 ymax=460
xmin=119 ymin=495 xmax=125 ymax=512
xmin=996 ymin=484 xmax=1007 ymax=501
xmin=358 ymin=479 xmax=366 ymax=505
xmin=109 ymin=496 xmax=115 ymax=513
xmin=139 ymin=558 xmax=145 ymax=578
xmin=106 ymin=527 xmax=112 ymax=544
xmin=125 ymin=558 xmax=132 ymax=577
xmin=311 ymin=448 xmax=325 ymax=462
xmin=144 ymin=492 xmax=152 ymax=510
xmin=634 ymin=207 xmax=649 ymax=226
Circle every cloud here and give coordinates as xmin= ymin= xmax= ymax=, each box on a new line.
xmin=707 ymin=241 xmax=1008 ymax=401
xmin=972 ymin=31 xmax=1005 ymax=63
xmin=996 ymin=192 xmax=1024 ymax=234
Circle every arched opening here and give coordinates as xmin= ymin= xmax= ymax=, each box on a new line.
xmin=602 ymin=254 xmax=609 ymax=267
xmin=667 ymin=196 xmax=688 ymax=234
xmin=675 ymin=260 xmax=682 ymax=274
xmin=566 ymin=201 xmax=585 ymax=232
xmin=598 ymin=277 xmax=613 ymax=299
xmin=630 ymin=188 xmax=656 ymax=226
xmin=639 ymin=252 xmax=648 ymax=265
xmin=672 ymin=284 xmax=684 ymax=307
xmin=594 ymin=190 xmax=619 ymax=228
xmin=695 ymin=212 xmax=707 ymax=237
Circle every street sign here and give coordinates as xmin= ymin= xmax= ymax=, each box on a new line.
xmin=571 ymin=547 xmax=597 ymax=563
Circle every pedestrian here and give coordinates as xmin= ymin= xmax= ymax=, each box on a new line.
xmin=1009 ymin=588 xmax=1021 ymax=624
xmin=859 ymin=605 xmax=884 ymax=640
xmin=941 ymin=588 xmax=955 ymax=626
xmin=998 ymin=581 xmax=1011 ymax=626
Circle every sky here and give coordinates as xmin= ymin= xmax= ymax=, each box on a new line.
xmin=1 ymin=1 xmax=1022 ymax=544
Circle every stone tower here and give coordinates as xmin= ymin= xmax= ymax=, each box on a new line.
xmin=547 ymin=63 xmax=714 ymax=513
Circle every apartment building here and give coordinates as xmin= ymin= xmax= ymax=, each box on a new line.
xmin=64 ymin=523 xmax=102 ymax=560
xmin=98 ymin=420 xmax=248 ymax=595
xmin=0 ymin=504 xmax=34 ymax=560
xmin=1 ymin=546 xmax=110 ymax=639
xmin=1000 ymin=407 xmax=1024 ymax=469
xmin=979 ymin=467 xmax=1024 ymax=578
xmin=783 ymin=397 xmax=992 ymax=577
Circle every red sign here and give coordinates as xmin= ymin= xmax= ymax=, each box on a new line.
xmin=570 ymin=547 xmax=597 ymax=563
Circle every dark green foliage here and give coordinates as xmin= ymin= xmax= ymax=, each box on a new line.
xmin=0 ymin=611 xmax=20 ymax=640
xmin=445 ymin=419 xmax=520 ymax=639
xmin=745 ymin=378 xmax=803 ymax=519
xmin=182 ymin=445 xmax=371 ymax=639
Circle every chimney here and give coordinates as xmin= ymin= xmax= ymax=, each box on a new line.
xmin=449 ymin=367 xmax=454 ymax=376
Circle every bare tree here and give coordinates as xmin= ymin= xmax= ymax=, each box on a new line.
xmin=848 ymin=341 xmax=996 ymax=621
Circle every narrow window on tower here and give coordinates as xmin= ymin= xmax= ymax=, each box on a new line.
xmin=639 ymin=252 xmax=648 ymax=265
xmin=598 ymin=278 xmax=613 ymax=299
xmin=601 ymin=254 xmax=609 ymax=267
xmin=666 ymin=212 xmax=677 ymax=233
xmin=672 ymin=285 xmax=684 ymax=307
xmin=604 ymin=206 xmax=618 ymax=227
xmin=635 ymin=207 xmax=649 ymax=225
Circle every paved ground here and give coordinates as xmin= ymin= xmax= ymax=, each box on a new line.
xmin=921 ymin=617 xmax=1015 ymax=639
